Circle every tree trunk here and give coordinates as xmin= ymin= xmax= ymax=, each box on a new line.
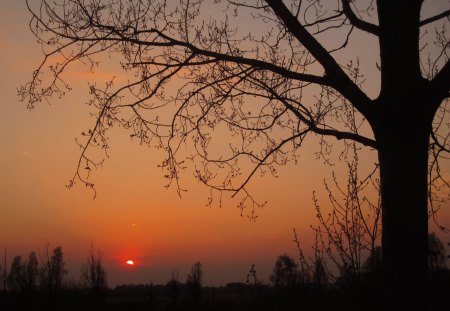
xmin=374 ymin=92 xmax=435 ymax=309
xmin=374 ymin=1 xmax=447 ymax=308
xmin=378 ymin=135 xmax=428 ymax=309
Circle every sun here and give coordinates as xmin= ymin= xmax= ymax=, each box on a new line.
xmin=126 ymin=260 xmax=134 ymax=266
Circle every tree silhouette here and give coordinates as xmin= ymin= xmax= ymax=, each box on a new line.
xmin=39 ymin=245 xmax=67 ymax=292
xmin=270 ymin=254 xmax=300 ymax=289
xmin=7 ymin=256 xmax=25 ymax=292
xmin=312 ymin=258 xmax=328 ymax=290
xmin=293 ymin=145 xmax=380 ymax=290
xmin=362 ymin=246 xmax=382 ymax=284
xmin=428 ymin=232 xmax=446 ymax=274
xmin=6 ymin=252 xmax=40 ymax=293
xmin=246 ymin=264 xmax=258 ymax=285
xmin=24 ymin=252 xmax=39 ymax=291
xmin=313 ymin=144 xmax=381 ymax=284
xmin=21 ymin=0 xmax=450 ymax=308
xmin=186 ymin=261 xmax=203 ymax=304
xmin=81 ymin=244 xmax=107 ymax=295
xmin=166 ymin=271 xmax=181 ymax=304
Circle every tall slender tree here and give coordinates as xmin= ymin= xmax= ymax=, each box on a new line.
xmin=24 ymin=252 xmax=39 ymax=291
xmin=81 ymin=244 xmax=107 ymax=293
xmin=186 ymin=261 xmax=203 ymax=304
xmin=21 ymin=0 xmax=450 ymax=308
xmin=39 ymin=245 xmax=67 ymax=291
xmin=7 ymin=256 xmax=25 ymax=292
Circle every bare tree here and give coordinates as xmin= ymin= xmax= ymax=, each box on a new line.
xmin=6 ymin=252 xmax=40 ymax=292
xmin=166 ymin=270 xmax=181 ymax=304
xmin=186 ymin=261 xmax=203 ymax=304
xmin=24 ymin=252 xmax=39 ymax=291
xmin=81 ymin=244 xmax=107 ymax=293
xmin=314 ymin=145 xmax=381 ymax=284
xmin=294 ymin=228 xmax=332 ymax=287
xmin=293 ymin=144 xmax=380 ymax=289
xmin=246 ymin=264 xmax=258 ymax=285
xmin=39 ymin=245 xmax=67 ymax=291
xmin=7 ymin=256 xmax=25 ymax=292
xmin=21 ymin=0 xmax=450 ymax=308
xmin=362 ymin=246 xmax=382 ymax=279
xmin=270 ymin=254 xmax=306 ymax=288
xmin=428 ymin=232 xmax=446 ymax=273
xmin=312 ymin=257 xmax=328 ymax=290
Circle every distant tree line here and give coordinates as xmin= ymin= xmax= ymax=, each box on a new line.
xmin=4 ymin=246 xmax=66 ymax=293
xmin=0 ymin=241 xmax=447 ymax=310
xmin=0 ymin=244 xmax=106 ymax=294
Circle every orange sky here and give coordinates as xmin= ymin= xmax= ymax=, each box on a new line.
xmin=0 ymin=0 xmax=449 ymax=287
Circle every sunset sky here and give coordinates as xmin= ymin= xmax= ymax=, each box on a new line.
xmin=1 ymin=0 xmax=449 ymax=287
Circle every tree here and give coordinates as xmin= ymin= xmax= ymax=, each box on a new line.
xmin=246 ymin=264 xmax=258 ymax=285
xmin=312 ymin=144 xmax=381 ymax=285
xmin=7 ymin=256 xmax=25 ymax=292
xmin=270 ymin=254 xmax=300 ymax=288
xmin=186 ymin=261 xmax=203 ymax=304
xmin=362 ymin=246 xmax=382 ymax=283
xmin=21 ymin=0 xmax=450 ymax=308
xmin=166 ymin=270 xmax=181 ymax=304
xmin=428 ymin=232 xmax=446 ymax=273
xmin=24 ymin=252 xmax=39 ymax=291
xmin=312 ymin=258 xmax=328 ymax=290
xmin=293 ymin=146 xmax=380 ymax=289
xmin=40 ymin=245 xmax=67 ymax=291
xmin=81 ymin=244 xmax=107 ymax=294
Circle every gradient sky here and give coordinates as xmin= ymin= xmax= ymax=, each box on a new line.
xmin=1 ymin=0 xmax=449 ymax=287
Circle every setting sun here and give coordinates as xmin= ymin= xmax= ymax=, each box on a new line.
xmin=126 ymin=260 xmax=134 ymax=266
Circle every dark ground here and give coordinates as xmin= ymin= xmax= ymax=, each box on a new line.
xmin=1 ymin=272 xmax=449 ymax=311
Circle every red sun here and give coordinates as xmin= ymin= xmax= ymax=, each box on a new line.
xmin=126 ymin=260 xmax=134 ymax=266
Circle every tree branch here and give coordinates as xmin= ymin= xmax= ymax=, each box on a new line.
xmin=431 ymin=60 xmax=450 ymax=100
xmin=188 ymin=46 xmax=328 ymax=86
xmin=256 ymin=78 xmax=378 ymax=149
xmin=341 ymin=0 xmax=379 ymax=36
xmin=230 ymin=130 xmax=309 ymax=197
xmin=264 ymin=0 xmax=373 ymax=120
xmin=419 ymin=9 xmax=450 ymax=27
xmin=38 ymin=14 xmax=331 ymax=89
